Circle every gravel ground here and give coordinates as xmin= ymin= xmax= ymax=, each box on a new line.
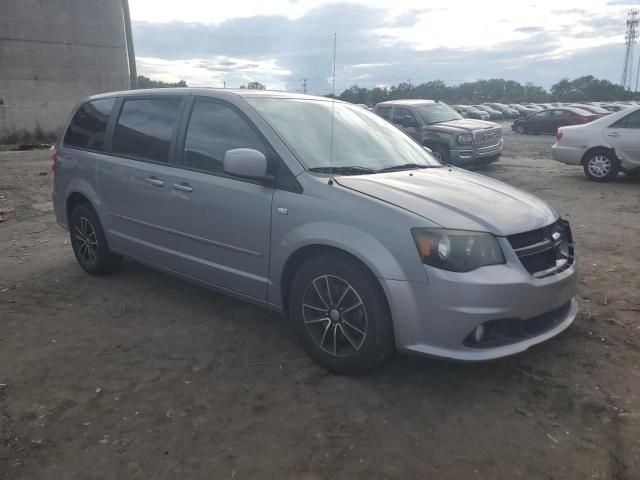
xmin=1 ymin=125 xmax=639 ymax=479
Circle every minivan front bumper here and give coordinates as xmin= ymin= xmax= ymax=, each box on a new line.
xmin=381 ymin=253 xmax=578 ymax=361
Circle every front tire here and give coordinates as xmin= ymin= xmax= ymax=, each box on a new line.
xmin=583 ymin=149 xmax=619 ymax=182
xmin=69 ymin=204 xmax=122 ymax=275
xmin=288 ymin=254 xmax=394 ymax=375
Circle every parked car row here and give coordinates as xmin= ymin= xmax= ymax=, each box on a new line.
xmin=452 ymin=105 xmax=490 ymax=120
xmin=510 ymin=101 xmax=640 ymax=135
xmin=455 ymin=101 xmax=640 ymax=123
xmin=511 ymin=107 xmax=600 ymax=135
xmin=453 ymin=104 xmax=518 ymax=120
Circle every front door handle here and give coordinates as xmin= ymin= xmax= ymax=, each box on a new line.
xmin=172 ymin=182 xmax=194 ymax=192
xmin=145 ymin=177 xmax=164 ymax=187
xmin=607 ymin=132 xmax=620 ymax=138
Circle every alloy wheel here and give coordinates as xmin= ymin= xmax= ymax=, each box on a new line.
xmin=302 ymin=275 xmax=367 ymax=357
xmin=587 ymin=155 xmax=611 ymax=179
xmin=74 ymin=216 xmax=98 ymax=264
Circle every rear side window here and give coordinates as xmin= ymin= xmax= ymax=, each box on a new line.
xmin=63 ymin=98 xmax=115 ymax=151
xmin=611 ymin=110 xmax=640 ymax=129
xmin=392 ymin=107 xmax=416 ymax=124
xmin=112 ymin=98 xmax=182 ymax=163
xmin=533 ymin=111 xmax=550 ymax=119
xmin=182 ymin=100 xmax=266 ymax=173
xmin=376 ymin=107 xmax=392 ymax=120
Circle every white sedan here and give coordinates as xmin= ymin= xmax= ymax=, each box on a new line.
xmin=552 ymin=106 xmax=640 ymax=181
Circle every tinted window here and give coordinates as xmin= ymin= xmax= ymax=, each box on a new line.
xmin=183 ymin=100 xmax=266 ymax=173
xmin=63 ymin=98 xmax=115 ymax=151
xmin=392 ymin=107 xmax=416 ymax=124
xmin=376 ymin=107 xmax=392 ymax=120
xmin=550 ymin=110 xmax=568 ymax=118
xmin=112 ymin=98 xmax=182 ymax=163
xmin=611 ymin=110 xmax=640 ymax=129
xmin=532 ymin=111 xmax=550 ymax=119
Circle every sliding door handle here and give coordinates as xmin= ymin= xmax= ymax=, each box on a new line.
xmin=172 ymin=182 xmax=194 ymax=192
xmin=145 ymin=177 xmax=164 ymax=187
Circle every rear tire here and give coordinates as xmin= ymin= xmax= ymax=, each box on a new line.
xmin=69 ymin=204 xmax=122 ymax=275
xmin=288 ymin=254 xmax=395 ymax=375
xmin=582 ymin=149 xmax=619 ymax=182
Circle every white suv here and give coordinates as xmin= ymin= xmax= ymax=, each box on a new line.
xmin=552 ymin=106 xmax=640 ymax=181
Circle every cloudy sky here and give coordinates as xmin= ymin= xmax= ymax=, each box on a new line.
xmin=129 ymin=0 xmax=640 ymax=94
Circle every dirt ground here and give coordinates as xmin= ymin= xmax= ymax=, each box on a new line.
xmin=1 ymin=125 xmax=639 ymax=480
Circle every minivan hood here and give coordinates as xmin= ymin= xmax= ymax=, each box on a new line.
xmin=336 ymin=168 xmax=557 ymax=236
xmin=427 ymin=118 xmax=499 ymax=134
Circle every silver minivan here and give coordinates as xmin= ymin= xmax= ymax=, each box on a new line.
xmin=53 ymin=88 xmax=578 ymax=374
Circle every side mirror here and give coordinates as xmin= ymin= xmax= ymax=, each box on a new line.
xmin=223 ymin=148 xmax=269 ymax=180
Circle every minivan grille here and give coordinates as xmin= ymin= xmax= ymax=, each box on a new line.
xmin=507 ymin=220 xmax=574 ymax=278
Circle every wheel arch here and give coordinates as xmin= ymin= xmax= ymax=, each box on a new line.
xmin=580 ymin=146 xmax=617 ymax=165
xmin=66 ymin=191 xmax=93 ymax=224
xmin=62 ymin=178 xmax=106 ymax=226
xmin=279 ymin=244 xmax=392 ymax=318
xmin=422 ymin=139 xmax=450 ymax=150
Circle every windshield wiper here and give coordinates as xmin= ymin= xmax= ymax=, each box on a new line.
xmin=376 ymin=163 xmax=434 ymax=173
xmin=308 ymin=166 xmax=376 ymax=175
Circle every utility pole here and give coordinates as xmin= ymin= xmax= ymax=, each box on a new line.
xmin=621 ymin=9 xmax=639 ymax=90
xmin=121 ymin=0 xmax=137 ymax=89
xmin=302 ymin=78 xmax=307 ymax=94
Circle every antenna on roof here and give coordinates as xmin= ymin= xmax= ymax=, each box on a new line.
xmin=329 ymin=32 xmax=337 ymax=185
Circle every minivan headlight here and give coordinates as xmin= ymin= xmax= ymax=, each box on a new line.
xmin=411 ymin=229 xmax=505 ymax=272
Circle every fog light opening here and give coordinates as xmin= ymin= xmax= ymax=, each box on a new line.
xmin=474 ymin=325 xmax=485 ymax=343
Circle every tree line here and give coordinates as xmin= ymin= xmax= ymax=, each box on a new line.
xmin=335 ymin=76 xmax=640 ymax=105
xmin=136 ymin=76 xmax=265 ymax=90
xmin=137 ymin=74 xmax=640 ymax=104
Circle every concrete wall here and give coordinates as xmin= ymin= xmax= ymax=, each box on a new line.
xmin=0 ymin=0 xmax=130 ymax=140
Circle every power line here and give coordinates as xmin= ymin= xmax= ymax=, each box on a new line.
xmin=621 ymin=9 xmax=639 ymax=90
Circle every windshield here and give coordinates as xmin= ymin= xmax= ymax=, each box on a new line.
xmin=246 ymin=97 xmax=442 ymax=172
xmin=413 ymin=103 xmax=462 ymax=124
